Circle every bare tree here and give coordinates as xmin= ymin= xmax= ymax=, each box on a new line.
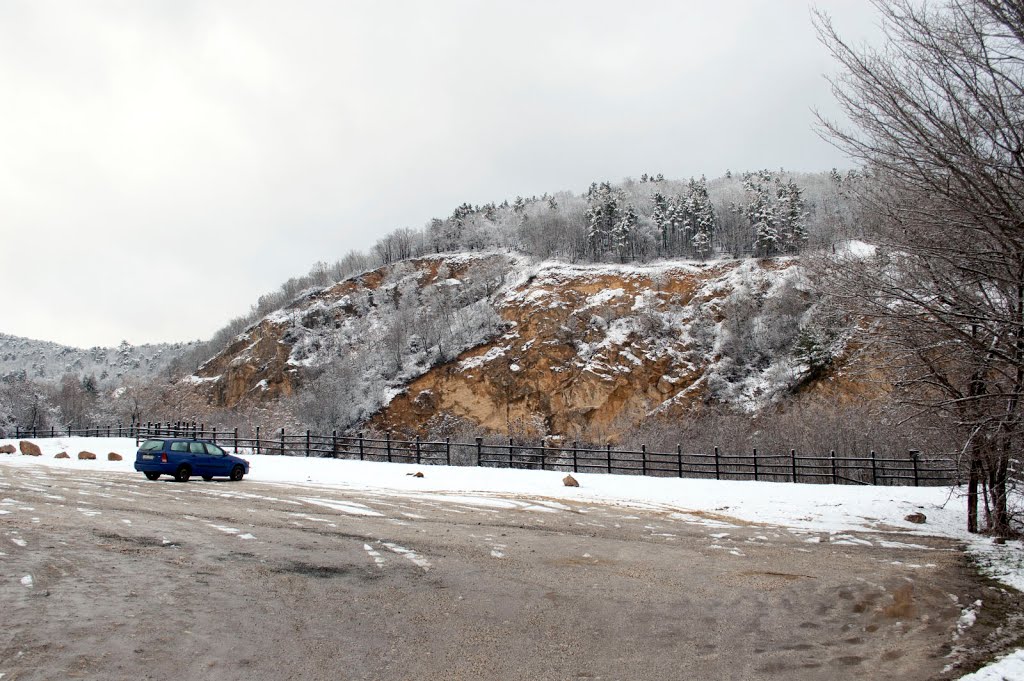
xmin=816 ymin=0 xmax=1024 ymax=534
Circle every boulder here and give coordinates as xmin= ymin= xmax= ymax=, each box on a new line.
xmin=0 ymin=444 xmax=15 ymax=454
xmin=19 ymin=441 xmax=41 ymax=456
xmin=54 ymin=452 xmax=70 ymax=459
xmin=563 ymin=474 xmax=579 ymax=487
xmin=904 ymin=512 xmax=926 ymax=524
xmin=77 ymin=451 xmax=97 ymax=461
xmin=107 ymin=452 xmax=123 ymax=461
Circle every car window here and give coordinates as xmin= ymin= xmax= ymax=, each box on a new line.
xmin=139 ymin=439 xmax=164 ymax=452
xmin=207 ymin=444 xmax=225 ymax=456
xmin=170 ymin=442 xmax=189 ymax=452
xmin=189 ymin=442 xmax=206 ymax=454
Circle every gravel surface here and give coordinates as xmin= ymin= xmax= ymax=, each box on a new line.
xmin=0 ymin=465 xmax=1015 ymax=680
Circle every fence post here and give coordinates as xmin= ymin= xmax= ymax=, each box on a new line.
xmin=753 ymin=448 xmax=758 ymax=481
xmin=305 ymin=430 xmax=311 ymax=458
xmin=714 ymin=446 xmax=721 ymax=480
xmin=573 ymin=441 xmax=578 ymax=473
xmin=870 ymin=450 xmax=877 ymax=485
xmin=445 ymin=438 xmax=451 ymax=466
xmin=280 ymin=428 xmax=285 ymax=456
xmin=14 ymin=425 xmax=18 ymax=438
xmin=541 ymin=441 xmax=546 ymax=470
xmin=107 ymin=425 xmax=111 ymax=438
xmin=909 ymin=450 xmax=920 ymax=487
xmin=256 ymin=426 xmax=261 ymax=455
xmin=33 ymin=425 xmax=37 ymax=437
xmin=386 ymin=432 xmax=392 ymax=463
xmin=606 ymin=443 xmax=612 ymax=474
xmin=415 ymin=436 xmax=421 ymax=465
xmin=641 ymin=445 xmax=647 ymax=476
xmin=212 ymin=426 xmax=217 ymax=445
xmin=51 ymin=426 xmax=55 ymax=438
xmin=830 ymin=450 xmax=837 ymax=484
xmin=359 ymin=432 xmax=365 ymax=460
xmin=476 ymin=437 xmax=483 ymax=466
xmin=677 ymin=444 xmax=683 ymax=478
xmin=332 ymin=430 xmax=338 ymax=459
xmin=234 ymin=427 xmax=239 ymax=454
xmin=509 ymin=438 xmax=515 ymax=468
xmin=790 ymin=449 xmax=797 ymax=483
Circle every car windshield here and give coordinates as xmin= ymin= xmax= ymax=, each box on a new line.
xmin=139 ymin=440 xmax=164 ymax=452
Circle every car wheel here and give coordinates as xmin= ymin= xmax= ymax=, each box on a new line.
xmin=202 ymin=476 xmax=213 ymax=481
xmin=144 ymin=472 xmax=161 ymax=481
xmin=230 ymin=465 xmax=245 ymax=481
xmin=174 ymin=465 xmax=191 ymax=482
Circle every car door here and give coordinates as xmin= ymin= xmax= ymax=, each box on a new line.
xmin=189 ymin=441 xmax=212 ymax=475
xmin=169 ymin=440 xmax=190 ymax=468
xmin=205 ymin=443 xmax=231 ymax=475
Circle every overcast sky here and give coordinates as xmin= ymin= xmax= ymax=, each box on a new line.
xmin=0 ymin=1 xmax=880 ymax=349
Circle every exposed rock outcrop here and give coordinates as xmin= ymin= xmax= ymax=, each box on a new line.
xmin=188 ymin=254 xmax=853 ymax=439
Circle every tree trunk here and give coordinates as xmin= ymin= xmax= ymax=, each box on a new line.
xmin=967 ymin=455 xmax=980 ymax=534
xmin=988 ymin=449 xmax=1012 ymax=536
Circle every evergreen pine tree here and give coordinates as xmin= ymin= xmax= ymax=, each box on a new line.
xmin=613 ymin=204 xmax=638 ymax=262
xmin=652 ymin=192 xmax=670 ymax=253
xmin=777 ymin=180 xmax=808 ymax=253
xmin=688 ymin=176 xmax=716 ymax=258
xmin=741 ymin=171 xmax=781 ymax=256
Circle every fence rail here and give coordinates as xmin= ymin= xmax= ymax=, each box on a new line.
xmin=9 ymin=421 xmax=960 ymax=487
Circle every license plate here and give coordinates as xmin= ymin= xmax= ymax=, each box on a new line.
xmin=141 ymin=454 xmax=154 ymax=460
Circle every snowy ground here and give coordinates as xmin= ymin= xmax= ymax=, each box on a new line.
xmin=2 ymin=436 xmax=1022 ymax=679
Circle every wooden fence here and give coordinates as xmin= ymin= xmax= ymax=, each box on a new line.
xmin=10 ymin=421 xmax=959 ymax=487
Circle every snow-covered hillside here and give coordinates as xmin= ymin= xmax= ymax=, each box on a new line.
xmin=378 ymin=255 xmax=842 ymax=437
xmin=186 ymin=252 xmax=847 ymax=439
xmin=0 ymin=333 xmax=196 ymax=384
xmin=190 ymin=252 xmax=518 ymax=426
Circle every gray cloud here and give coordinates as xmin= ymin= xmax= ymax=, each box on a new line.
xmin=0 ymin=0 xmax=880 ymax=347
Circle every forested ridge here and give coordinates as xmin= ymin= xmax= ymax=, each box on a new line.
xmin=174 ymin=168 xmax=863 ymax=373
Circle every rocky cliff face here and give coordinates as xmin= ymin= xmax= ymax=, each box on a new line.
xmin=373 ymin=258 xmax=814 ymax=438
xmin=192 ymin=253 xmax=515 ymax=415
xmin=191 ymin=253 xmax=828 ymax=439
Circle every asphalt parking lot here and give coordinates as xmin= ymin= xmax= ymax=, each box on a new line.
xmin=0 ymin=464 xmax=1013 ymax=680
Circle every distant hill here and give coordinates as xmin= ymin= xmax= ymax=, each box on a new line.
xmin=0 ymin=332 xmax=197 ymax=385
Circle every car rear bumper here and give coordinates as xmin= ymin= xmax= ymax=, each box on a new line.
xmin=134 ymin=462 xmax=175 ymax=474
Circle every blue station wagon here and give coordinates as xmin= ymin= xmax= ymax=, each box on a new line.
xmin=134 ymin=438 xmax=250 ymax=482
